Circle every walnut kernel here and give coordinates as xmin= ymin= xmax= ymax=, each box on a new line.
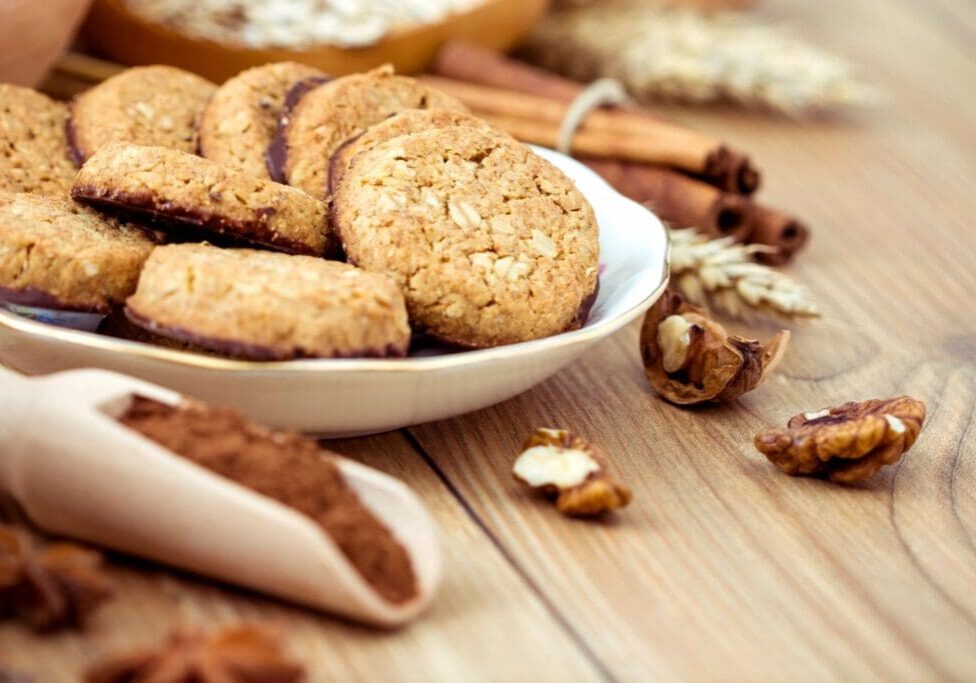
xmin=753 ymin=396 xmax=926 ymax=483
xmin=640 ymin=290 xmax=789 ymax=405
xmin=513 ymin=428 xmax=632 ymax=517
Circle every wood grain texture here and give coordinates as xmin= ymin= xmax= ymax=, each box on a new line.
xmin=0 ymin=435 xmax=603 ymax=682
xmin=5 ymin=0 xmax=976 ymax=680
xmin=405 ymin=0 xmax=976 ymax=679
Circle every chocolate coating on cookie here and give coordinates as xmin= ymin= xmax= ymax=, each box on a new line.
xmin=66 ymin=115 xmax=85 ymax=167
xmin=267 ymin=75 xmax=332 ymax=183
xmin=275 ymin=66 xmax=466 ymax=197
xmin=73 ymin=143 xmax=332 ymax=256
xmin=0 ymin=285 xmax=104 ymax=313
xmin=124 ymin=307 xmax=407 ymax=361
xmin=199 ymin=62 xmax=327 ymax=179
xmin=125 ymin=244 xmax=411 ymax=360
xmin=409 ymin=278 xmax=597 ymax=349
xmin=571 ymin=279 xmax=600 ymax=330
xmin=0 ymin=192 xmax=155 ymax=313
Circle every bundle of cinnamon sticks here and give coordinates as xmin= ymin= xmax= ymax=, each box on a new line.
xmin=429 ymin=42 xmax=808 ymax=265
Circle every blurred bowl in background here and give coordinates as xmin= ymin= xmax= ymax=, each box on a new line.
xmin=82 ymin=0 xmax=550 ymax=82
xmin=1 ymin=0 xmax=92 ymax=86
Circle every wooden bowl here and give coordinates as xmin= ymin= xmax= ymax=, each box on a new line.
xmin=82 ymin=0 xmax=550 ymax=82
xmin=0 ymin=0 xmax=92 ymax=86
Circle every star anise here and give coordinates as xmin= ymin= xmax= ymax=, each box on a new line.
xmin=0 ymin=524 xmax=114 ymax=631
xmin=85 ymin=625 xmax=306 ymax=683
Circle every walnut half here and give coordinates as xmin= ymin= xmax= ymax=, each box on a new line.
xmin=754 ymin=396 xmax=927 ymax=483
xmin=640 ymin=290 xmax=789 ymax=405
xmin=513 ymin=428 xmax=632 ymax=517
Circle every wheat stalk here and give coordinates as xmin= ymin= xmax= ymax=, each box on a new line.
xmin=523 ymin=1 xmax=877 ymax=114
xmin=669 ymin=228 xmax=819 ymax=317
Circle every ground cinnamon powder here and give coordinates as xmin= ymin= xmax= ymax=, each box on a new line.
xmin=118 ymin=396 xmax=418 ymax=604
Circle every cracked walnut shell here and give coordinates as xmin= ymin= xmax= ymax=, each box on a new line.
xmin=640 ymin=290 xmax=789 ymax=405
xmin=754 ymin=396 xmax=926 ymax=483
xmin=513 ymin=428 xmax=632 ymax=516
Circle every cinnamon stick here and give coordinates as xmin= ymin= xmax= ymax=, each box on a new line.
xmin=585 ymin=158 xmax=752 ymax=242
xmin=433 ymin=40 xmax=584 ymax=103
xmin=587 ymin=158 xmax=809 ymax=263
xmin=422 ymin=75 xmax=740 ymax=182
xmin=476 ymin=110 xmax=742 ymax=182
xmin=748 ymin=205 xmax=810 ymax=265
xmin=430 ymin=42 xmax=760 ymax=194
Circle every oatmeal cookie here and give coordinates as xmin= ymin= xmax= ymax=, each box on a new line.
xmin=328 ymin=108 xmax=500 ymax=195
xmin=72 ymin=143 xmax=332 ymax=256
xmin=198 ymin=62 xmax=327 ymax=178
xmin=0 ymin=85 xmax=77 ymax=197
xmin=98 ymin=309 xmax=215 ymax=355
xmin=125 ymin=244 xmax=410 ymax=360
xmin=269 ymin=65 xmax=466 ymax=197
xmin=69 ymin=65 xmax=216 ymax=162
xmin=332 ymin=126 xmax=600 ymax=348
xmin=0 ymin=192 xmax=155 ymax=313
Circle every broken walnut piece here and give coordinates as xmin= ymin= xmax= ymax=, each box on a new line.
xmin=0 ymin=524 xmax=113 ymax=631
xmin=85 ymin=624 xmax=305 ymax=683
xmin=640 ymin=290 xmax=789 ymax=405
xmin=754 ymin=396 xmax=927 ymax=483
xmin=513 ymin=428 xmax=633 ymax=517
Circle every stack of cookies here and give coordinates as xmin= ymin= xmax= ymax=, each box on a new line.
xmin=0 ymin=61 xmax=599 ymax=360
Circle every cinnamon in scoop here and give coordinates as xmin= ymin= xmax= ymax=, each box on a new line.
xmin=118 ymin=396 xmax=417 ymax=604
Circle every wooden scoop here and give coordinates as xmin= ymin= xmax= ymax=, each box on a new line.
xmin=0 ymin=366 xmax=441 ymax=627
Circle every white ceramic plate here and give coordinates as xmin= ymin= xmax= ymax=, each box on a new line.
xmin=0 ymin=147 xmax=669 ymax=436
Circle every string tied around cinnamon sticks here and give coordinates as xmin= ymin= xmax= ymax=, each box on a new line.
xmin=429 ymin=40 xmax=809 ymax=264
xmin=557 ymin=78 xmax=630 ymax=155
xmin=431 ymin=40 xmax=761 ymax=196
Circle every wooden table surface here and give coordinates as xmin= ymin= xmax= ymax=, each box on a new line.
xmin=3 ymin=0 xmax=975 ymax=680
